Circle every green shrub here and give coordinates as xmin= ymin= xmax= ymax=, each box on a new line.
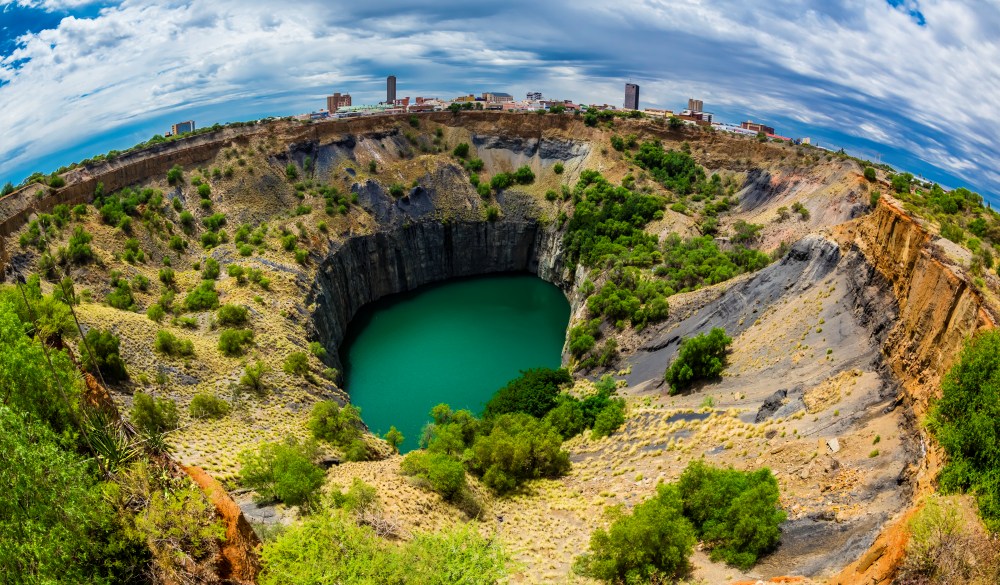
xmin=202 ymin=212 xmax=225 ymax=232
xmin=864 ymin=167 xmax=877 ymax=182
xmin=154 ymin=330 xmax=194 ymax=357
xmin=568 ymin=318 xmax=600 ymax=358
xmin=308 ymin=400 xmax=362 ymax=447
xmin=130 ymin=392 xmax=179 ymax=436
xmin=189 ymin=393 xmax=231 ymax=420
xmin=79 ymin=328 xmax=128 ymax=382
xmin=239 ymin=438 xmax=323 ymax=506
xmin=870 ymin=190 xmax=881 ymax=208
xmin=384 ymin=426 xmax=404 ymax=453
xmin=484 ymin=205 xmax=499 ymax=221
xmin=167 ymin=164 xmax=183 ymax=185
xmin=240 ymin=360 xmax=270 ymax=394
xmin=285 ymin=163 xmax=298 ymax=181
xmin=218 ymin=328 xmax=253 ymax=356
xmin=513 ymin=165 xmax=535 ymax=184
xmin=67 ymin=227 xmax=94 ymax=264
xmin=664 ymin=327 xmax=732 ymax=394
xmin=105 ymin=278 xmax=135 ymax=311
xmin=283 ymin=351 xmax=309 ymax=376
xmin=467 ymin=157 xmax=484 ymax=172
xmin=467 ymin=413 xmax=569 ymax=494
xmin=489 ymin=172 xmax=514 ymax=191
xmin=574 ymin=483 xmax=696 ymax=583
xmin=184 ymin=280 xmax=219 ymax=311
xmin=401 ymin=451 xmax=468 ymax=501
xmin=388 ymin=183 xmax=405 ymax=198
xmin=544 ymin=397 xmax=586 ymax=439
xmin=217 ymin=304 xmax=248 ymax=326
xmin=201 ymin=258 xmax=220 ymax=280
xmin=553 ymin=162 xmax=565 ymax=174
xmin=146 ymin=303 xmax=166 ymax=322
xmin=178 ymin=210 xmax=195 ymax=233
xmin=308 ymin=341 xmax=326 ymax=358
xmin=343 ymin=439 xmax=370 ymax=462
xmin=483 ymin=367 xmax=572 ymax=419
xmin=677 ymin=460 xmax=785 ymax=569
xmin=197 ymin=183 xmax=211 ymax=198
xmin=200 ymin=231 xmax=220 ymax=249
xmin=930 ymin=330 xmax=1000 ymax=530
xmin=452 ymin=142 xmax=470 ymax=158
xmin=159 ymin=267 xmax=175 ymax=286
xmin=591 ymin=400 xmax=626 ymax=438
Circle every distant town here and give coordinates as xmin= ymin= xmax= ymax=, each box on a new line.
xmin=165 ymin=75 xmax=819 ymax=149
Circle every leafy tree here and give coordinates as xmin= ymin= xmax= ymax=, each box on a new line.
xmin=67 ymin=226 xmax=95 ymax=264
xmin=384 ymin=426 xmax=404 ymax=453
xmin=309 ymin=400 xmax=362 ymax=447
xmin=154 ymin=330 xmax=194 ymax=357
xmin=130 ymin=392 xmax=179 ymax=436
xmin=240 ymin=360 xmax=270 ymax=394
xmin=80 ymin=327 xmax=128 ymax=382
xmin=218 ymin=328 xmax=253 ymax=356
xmin=482 ymin=367 xmax=572 ymax=419
xmin=452 ymin=142 xmax=470 ymax=158
xmin=664 ymin=327 xmax=732 ymax=394
xmin=239 ymin=438 xmax=324 ymax=506
xmin=489 ymin=172 xmax=514 ymax=191
xmin=401 ymin=451 xmax=468 ymax=500
xmin=513 ymin=165 xmax=535 ymax=184
xmin=467 ymin=412 xmax=570 ymax=494
xmin=731 ymin=220 xmax=763 ymax=244
xmin=283 ymin=351 xmax=310 ymax=376
xmin=544 ymin=397 xmax=587 ymax=439
xmin=216 ymin=304 xmax=248 ymax=326
xmin=591 ymin=400 xmax=626 ymax=438
xmin=930 ymin=330 xmax=1000 ymax=529
xmin=189 ymin=393 xmax=230 ymax=420
xmin=677 ymin=460 xmax=785 ymax=569
xmin=864 ymin=167 xmax=877 ymax=182
xmin=184 ymin=280 xmax=219 ymax=311
xmin=574 ymin=483 xmax=696 ymax=583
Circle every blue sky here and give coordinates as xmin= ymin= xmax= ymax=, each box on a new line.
xmin=1 ymin=1 xmax=998 ymax=202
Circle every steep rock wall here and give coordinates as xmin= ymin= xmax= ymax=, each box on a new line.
xmin=310 ymin=219 xmax=569 ymax=373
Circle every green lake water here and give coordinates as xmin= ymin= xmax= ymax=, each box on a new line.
xmin=341 ymin=274 xmax=570 ymax=452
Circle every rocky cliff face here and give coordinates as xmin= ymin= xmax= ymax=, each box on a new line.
xmin=309 ymin=219 xmax=569 ymax=373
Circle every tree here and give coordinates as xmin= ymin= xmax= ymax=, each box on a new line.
xmin=131 ymin=392 xmax=179 ymax=436
xmin=240 ymin=360 xmax=270 ymax=394
xmin=218 ymin=328 xmax=253 ymax=356
xmin=154 ymin=330 xmax=194 ymax=357
xmin=452 ymin=143 xmax=470 ymax=158
xmin=309 ymin=400 xmax=362 ymax=447
xmin=482 ymin=367 xmax=572 ymax=419
xmin=189 ymin=393 xmax=230 ymax=420
xmin=466 ymin=413 xmax=570 ymax=494
xmin=167 ymin=164 xmax=183 ymax=185
xmin=184 ymin=280 xmax=219 ymax=311
xmin=216 ymin=304 xmax=248 ymax=326
xmin=80 ymin=328 xmax=128 ymax=382
xmin=591 ymin=400 xmax=626 ymax=438
xmin=384 ymin=426 xmax=404 ymax=453
xmin=239 ymin=438 xmax=324 ymax=506
xmin=664 ymin=327 xmax=732 ymax=394
xmin=574 ymin=483 xmax=696 ymax=582
xmin=283 ymin=351 xmax=309 ymax=376
xmin=401 ymin=451 xmax=468 ymax=501
xmin=864 ymin=167 xmax=877 ymax=182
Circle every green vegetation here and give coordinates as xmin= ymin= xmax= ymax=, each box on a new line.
xmin=240 ymin=360 xmax=270 ymax=394
xmin=554 ymin=162 xmax=565 ymax=174
xmin=384 ymin=426 xmax=404 ymax=453
xmin=184 ymin=280 xmax=219 ymax=311
xmin=218 ymin=328 xmax=254 ymax=356
xmin=665 ymin=327 xmax=732 ymax=394
xmin=467 ymin=413 xmax=570 ymax=494
xmin=188 ymin=393 xmax=230 ymax=420
xmin=452 ymin=142 xmax=469 ymax=158
xmin=79 ymin=327 xmax=128 ymax=382
xmin=930 ymin=330 xmax=1000 ymax=530
xmin=283 ymin=351 xmax=309 ymax=375
xmin=130 ymin=392 xmax=179 ymax=437
xmin=259 ymin=511 xmax=508 ymax=585
xmin=483 ymin=367 xmax=572 ymax=419
xmin=309 ymin=400 xmax=364 ymax=454
xmin=576 ymin=460 xmax=784 ymax=581
xmin=216 ymin=303 xmax=248 ymax=326
xmin=201 ymin=257 xmax=220 ymax=279
xmin=238 ymin=438 xmax=324 ymax=506
xmin=864 ymin=166 xmax=877 ymax=182
xmin=575 ymin=483 xmax=696 ymax=582
xmin=167 ymin=164 xmax=183 ymax=185
xmin=401 ymin=451 xmax=468 ymax=501
xmin=154 ymin=329 xmax=194 ymax=357
xmin=655 ymin=234 xmax=770 ymax=292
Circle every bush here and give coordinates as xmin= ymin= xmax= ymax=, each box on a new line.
xmin=864 ymin=166 xmax=877 ymax=182
xmin=79 ymin=328 xmax=128 ymax=382
xmin=308 ymin=341 xmax=326 ymax=358
xmin=146 ymin=303 xmax=166 ymax=322
xmin=489 ymin=172 xmax=514 ymax=191
xmin=216 ymin=304 xmax=248 ymax=326
xmin=483 ymin=367 xmax=572 ymax=419
xmin=591 ymin=400 xmax=626 ymax=438
xmin=930 ymin=330 xmax=1000 ymax=530
xmin=467 ymin=157 xmax=484 ymax=172
xmin=553 ymin=162 xmax=564 ymax=174
xmin=167 ymin=164 xmax=183 ymax=185
xmin=239 ymin=438 xmax=323 ymax=506
xmin=218 ymin=328 xmax=253 ymax=356
xmin=67 ymin=227 xmax=94 ymax=264
xmin=401 ymin=451 xmax=468 ymax=501
xmin=484 ymin=205 xmax=499 ymax=221
xmin=544 ymin=397 xmax=587 ymax=439
xmin=308 ymin=400 xmax=362 ymax=447
xmin=384 ymin=426 xmax=404 ymax=453
xmin=240 ymin=360 xmax=270 ymax=394
xmin=294 ymin=247 xmax=308 ymax=264
xmin=283 ymin=351 xmax=309 ymax=376
xmin=677 ymin=460 xmax=785 ymax=568
xmin=189 ymin=393 xmax=231 ymax=420
xmin=197 ymin=183 xmax=211 ymax=198
xmin=513 ymin=165 xmax=535 ymax=184
xmin=452 ymin=142 xmax=469 ymax=158
xmin=388 ymin=183 xmax=405 ymax=198
xmin=131 ymin=392 xmax=179 ymax=436
xmin=184 ymin=280 xmax=219 ymax=311
xmin=285 ymin=163 xmax=298 ymax=181
xmin=154 ymin=330 xmax=194 ymax=357
xmin=467 ymin=413 xmax=570 ymax=494
xmin=202 ymin=212 xmax=225 ymax=232
xmin=664 ymin=327 xmax=732 ymax=394
xmin=574 ymin=483 xmax=696 ymax=583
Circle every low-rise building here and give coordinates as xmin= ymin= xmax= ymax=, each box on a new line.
xmin=483 ymin=92 xmax=514 ymax=104
xmin=171 ymin=120 xmax=195 ymax=135
xmin=742 ymin=120 xmax=775 ymax=135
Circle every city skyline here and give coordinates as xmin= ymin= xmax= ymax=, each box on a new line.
xmin=1 ymin=1 xmax=998 ymax=201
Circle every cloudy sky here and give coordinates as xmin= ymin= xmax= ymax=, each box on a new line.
xmin=1 ymin=0 xmax=998 ymax=201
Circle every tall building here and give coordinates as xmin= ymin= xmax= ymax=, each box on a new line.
xmin=687 ymin=98 xmax=704 ymax=113
xmin=387 ymin=75 xmax=397 ymax=104
xmin=326 ymin=92 xmax=352 ymax=112
xmin=624 ymin=83 xmax=639 ymax=110
xmin=171 ymin=121 xmax=195 ymax=135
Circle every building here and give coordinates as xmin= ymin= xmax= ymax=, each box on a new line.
xmin=624 ymin=83 xmax=639 ymax=110
xmin=326 ymin=92 xmax=352 ymax=112
xmin=741 ymin=120 xmax=776 ymax=135
xmin=482 ymin=92 xmax=514 ymax=104
xmin=387 ymin=75 xmax=397 ymax=104
xmin=687 ymin=98 xmax=704 ymax=113
xmin=643 ymin=108 xmax=675 ymax=118
xmin=526 ymin=91 xmax=542 ymax=101
xmin=171 ymin=120 xmax=195 ymax=135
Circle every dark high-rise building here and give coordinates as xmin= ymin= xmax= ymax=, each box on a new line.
xmin=387 ymin=75 xmax=397 ymax=104
xmin=624 ymin=83 xmax=639 ymax=110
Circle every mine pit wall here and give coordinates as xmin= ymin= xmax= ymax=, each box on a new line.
xmin=309 ymin=219 xmax=570 ymax=375
xmin=832 ymin=198 xmax=996 ymax=585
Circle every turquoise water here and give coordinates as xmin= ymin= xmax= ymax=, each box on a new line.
xmin=341 ymin=274 xmax=570 ymax=452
